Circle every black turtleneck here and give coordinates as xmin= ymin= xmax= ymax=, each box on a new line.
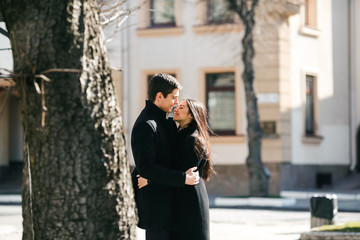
xmin=177 ymin=123 xmax=197 ymax=146
xmin=144 ymin=99 xmax=167 ymax=120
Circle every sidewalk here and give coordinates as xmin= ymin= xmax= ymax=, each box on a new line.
xmin=209 ymin=190 xmax=360 ymax=212
xmin=1 ymin=204 xmax=359 ymax=240
xmin=1 ymin=189 xmax=359 ymax=211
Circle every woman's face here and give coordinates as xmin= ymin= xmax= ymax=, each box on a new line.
xmin=173 ymin=100 xmax=193 ymax=126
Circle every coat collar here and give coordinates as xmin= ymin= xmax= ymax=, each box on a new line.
xmin=178 ymin=123 xmax=197 ymax=140
xmin=145 ymin=99 xmax=167 ymax=119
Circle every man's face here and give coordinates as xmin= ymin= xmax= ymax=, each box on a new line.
xmin=158 ymin=88 xmax=179 ymax=113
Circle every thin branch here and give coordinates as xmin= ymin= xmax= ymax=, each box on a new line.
xmin=100 ymin=0 xmax=145 ymax=29
xmin=40 ymin=68 xmax=82 ymax=74
xmin=34 ymin=74 xmax=51 ymax=82
xmin=41 ymin=79 xmax=46 ymax=127
xmin=100 ymin=0 xmax=127 ymax=14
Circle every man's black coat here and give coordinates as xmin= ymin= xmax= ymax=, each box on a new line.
xmin=131 ymin=100 xmax=185 ymax=230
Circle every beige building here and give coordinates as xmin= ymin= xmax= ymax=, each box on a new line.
xmin=0 ymin=0 xmax=359 ymax=196
xmin=0 ymin=21 xmax=23 ymax=177
xmin=118 ymin=0 xmax=360 ymax=195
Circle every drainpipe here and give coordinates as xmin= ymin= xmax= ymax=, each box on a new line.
xmin=348 ymin=0 xmax=356 ymax=171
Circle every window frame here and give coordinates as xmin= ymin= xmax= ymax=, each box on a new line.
xmin=137 ymin=0 xmax=184 ymax=37
xmin=207 ymin=0 xmax=235 ymax=25
xmin=304 ymin=0 xmax=317 ymax=28
xmin=205 ymin=72 xmax=236 ymax=135
xmin=305 ymin=75 xmax=315 ymax=136
xmin=299 ymin=0 xmax=319 ymax=37
xmin=301 ymin=70 xmax=323 ymax=144
xmin=141 ymin=69 xmax=181 ymax=105
xmin=199 ymin=67 xmax=244 ymax=140
xmin=193 ymin=0 xmax=242 ymax=34
xmin=149 ymin=0 xmax=176 ymax=28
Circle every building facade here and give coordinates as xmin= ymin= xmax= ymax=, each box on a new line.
xmin=0 ymin=0 xmax=359 ymax=196
xmin=0 ymin=21 xmax=23 ymax=180
xmin=119 ymin=0 xmax=360 ymax=195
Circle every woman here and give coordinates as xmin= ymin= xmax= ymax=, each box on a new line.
xmin=138 ymin=99 xmax=215 ymax=240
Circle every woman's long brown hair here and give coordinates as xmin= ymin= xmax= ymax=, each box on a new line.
xmin=185 ymin=99 xmax=215 ymax=181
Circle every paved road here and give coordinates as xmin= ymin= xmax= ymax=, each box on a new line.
xmin=1 ymin=205 xmax=359 ymax=240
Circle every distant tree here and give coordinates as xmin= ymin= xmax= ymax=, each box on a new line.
xmin=227 ymin=0 xmax=270 ymax=197
xmin=0 ymin=0 xmax=137 ymax=239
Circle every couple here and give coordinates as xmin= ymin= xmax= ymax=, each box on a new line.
xmin=131 ymin=73 xmax=214 ymax=240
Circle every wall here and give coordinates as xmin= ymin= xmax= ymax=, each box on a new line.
xmin=289 ymin=0 xmax=350 ymax=166
xmin=9 ymin=97 xmax=23 ymax=162
xmin=122 ymin=0 xmax=354 ymax=194
xmin=0 ymin=22 xmax=12 ymax=169
xmin=125 ymin=0 xmax=249 ymax=167
xmin=0 ymin=22 xmax=12 ymax=70
xmin=0 ymin=92 xmax=9 ymax=167
xmin=350 ymin=0 xmax=360 ymax=171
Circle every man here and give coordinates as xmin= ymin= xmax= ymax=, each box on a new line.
xmin=131 ymin=73 xmax=199 ymax=240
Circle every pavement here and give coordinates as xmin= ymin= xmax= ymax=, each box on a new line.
xmin=1 ymin=190 xmax=359 ymax=211
xmin=0 ymin=191 xmax=359 ymax=240
xmin=209 ymin=190 xmax=360 ymax=212
xmin=0 ymin=167 xmax=359 ymax=239
xmin=1 ymin=202 xmax=359 ymax=240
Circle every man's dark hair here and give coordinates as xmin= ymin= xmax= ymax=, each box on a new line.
xmin=148 ymin=73 xmax=182 ymax=102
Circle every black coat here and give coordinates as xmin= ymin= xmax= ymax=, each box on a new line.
xmin=131 ymin=100 xmax=186 ymax=230
xmin=172 ymin=125 xmax=210 ymax=240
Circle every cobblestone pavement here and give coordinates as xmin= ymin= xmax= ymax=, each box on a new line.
xmin=1 ymin=205 xmax=359 ymax=240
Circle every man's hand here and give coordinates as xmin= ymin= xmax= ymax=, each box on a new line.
xmin=136 ymin=175 xmax=149 ymax=189
xmin=185 ymin=167 xmax=200 ymax=185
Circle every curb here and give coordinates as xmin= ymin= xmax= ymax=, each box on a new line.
xmin=209 ymin=194 xmax=360 ymax=212
xmin=281 ymin=191 xmax=360 ymax=201
xmin=0 ymin=195 xmax=21 ymax=205
xmin=213 ymin=197 xmax=297 ymax=208
xmin=300 ymin=231 xmax=360 ymax=240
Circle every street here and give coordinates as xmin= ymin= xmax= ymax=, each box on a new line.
xmin=1 ymin=205 xmax=359 ymax=240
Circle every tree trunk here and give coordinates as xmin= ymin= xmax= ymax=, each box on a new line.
xmin=228 ymin=0 xmax=270 ymax=197
xmin=22 ymin=143 xmax=33 ymax=240
xmin=0 ymin=0 xmax=137 ymax=239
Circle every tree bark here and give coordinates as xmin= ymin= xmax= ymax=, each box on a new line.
xmin=0 ymin=0 xmax=137 ymax=239
xmin=22 ymin=143 xmax=33 ymax=240
xmin=228 ymin=0 xmax=270 ymax=197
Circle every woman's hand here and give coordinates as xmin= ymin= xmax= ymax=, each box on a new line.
xmin=136 ymin=175 xmax=149 ymax=189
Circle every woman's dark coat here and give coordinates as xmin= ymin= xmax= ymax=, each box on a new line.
xmin=173 ymin=125 xmax=210 ymax=240
xmin=131 ymin=100 xmax=186 ymax=230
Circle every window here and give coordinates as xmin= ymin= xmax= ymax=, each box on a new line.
xmin=137 ymin=0 xmax=184 ymax=37
xmin=299 ymin=0 xmax=319 ymax=37
xmin=145 ymin=72 xmax=179 ymax=117
xmin=206 ymin=72 xmax=236 ymax=135
xmin=141 ymin=70 xmax=180 ymax=101
xmin=147 ymin=73 xmax=177 ymax=86
xmin=193 ymin=0 xmax=241 ymax=34
xmin=304 ymin=0 xmax=317 ymax=28
xmin=208 ymin=0 xmax=234 ymax=24
xmin=301 ymin=72 xmax=323 ymax=144
xmin=150 ymin=0 xmax=175 ymax=27
xmin=305 ymin=75 xmax=315 ymax=135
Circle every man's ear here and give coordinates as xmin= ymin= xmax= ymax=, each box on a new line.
xmin=155 ymin=92 xmax=163 ymax=101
